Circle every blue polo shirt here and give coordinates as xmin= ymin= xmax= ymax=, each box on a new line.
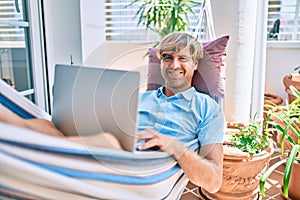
xmin=138 ymin=86 xmax=225 ymax=146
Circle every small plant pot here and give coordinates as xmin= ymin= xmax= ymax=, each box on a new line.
xmin=287 ymin=161 xmax=300 ymax=200
xmin=271 ymin=114 xmax=300 ymax=151
xmin=279 ymin=162 xmax=300 ymax=200
xmin=283 ymin=73 xmax=300 ymax=103
xmin=264 ymin=92 xmax=283 ymax=106
xmin=263 ymin=92 xmax=283 ymax=123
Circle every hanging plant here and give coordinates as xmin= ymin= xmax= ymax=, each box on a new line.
xmin=128 ymin=0 xmax=201 ymax=39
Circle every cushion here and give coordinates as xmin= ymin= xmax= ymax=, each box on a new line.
xmin=147 ymin=35 xmax=229 ymax=98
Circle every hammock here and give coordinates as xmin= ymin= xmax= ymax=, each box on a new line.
xmin=0 ymin=0 xmax=218 ymax=199
xmin=0 ymin=78 xmax=199 ymax=200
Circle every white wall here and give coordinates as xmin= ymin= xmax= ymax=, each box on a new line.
xmin=43 ymin=0 xmax=83 ymax=109
xmin=84 ymin=42 xmax=153 ymax=93
xmin=80 ymin=0 xmax=105 ymax=63
xmin=211 ymin=0 xmax=262 ymax=122
xmin=43 ymin=0 xmax=300 ymax=118
xmin=265 ymin=42 xmax=300 ymax=103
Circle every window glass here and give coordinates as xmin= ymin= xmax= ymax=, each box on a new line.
xmin=0 ymin=0 xmax=34 ymax=100
xmin=267 ymin=0 xmax=300 ymax=41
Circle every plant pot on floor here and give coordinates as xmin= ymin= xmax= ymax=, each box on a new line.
xmin=283 ymin=73 xmax=300 ymax=103
xmin=260 ymin=86 xmax=300 ymax=200
xmin=264 ymin=92 xmax=283 ymax=106
xmin=285 ymin=161 xmax=300 ymax=200
xmin=201 ymin=145 xmax=274 ymax=200
xmin=202 ymin=123 xmax=274 ymax=200
xmin=269 ymin=116 xmax=300 ymax=200
xmin=273 ymin=116 xmax=300 ymax=152
xmin=264 ymin=92 xmax=283 ymax=123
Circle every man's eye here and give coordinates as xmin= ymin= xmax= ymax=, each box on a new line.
xmin=162 ymin=55 xmax=172 ymax=61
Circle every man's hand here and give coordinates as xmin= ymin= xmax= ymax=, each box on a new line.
xmin=136 ymin=128 xmax=223 ymax=193
xmin=136 ymin=128 xmax=187 ymax=158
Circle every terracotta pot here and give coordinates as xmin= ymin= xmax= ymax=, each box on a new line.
xmin=279 ymin=162 xmax=300 ymax=200
xmin=287 ymin=162 xmax=300 ymax=200
xmin=272 ymin=115 xmax=299 ymax=151
xmin=270 ymin=115 xmax=300 ymax=199
xmin=283 ymin=73 xmax=300 ymax=103
xmin=226 ymin=122 xmax=246 ymax=129
xmin=202 ymin=145 xmax=274 ymax=200
xmin=263 ymin=92 xmax=283 ymax=122
xmin=264 ymin=92 xmax=283 ymax=106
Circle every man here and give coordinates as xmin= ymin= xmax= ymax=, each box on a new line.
xmin=136 ymin=32 xmax=225 ymax=193
xmin=0 ymin=32 xmax=225 ymax=193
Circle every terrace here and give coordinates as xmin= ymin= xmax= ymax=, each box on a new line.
xmin=0 ymin=0 xmax=299 ymax=199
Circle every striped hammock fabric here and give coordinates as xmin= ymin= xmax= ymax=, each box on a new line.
xmin=0 ymin=79 xmax=199 ymax=200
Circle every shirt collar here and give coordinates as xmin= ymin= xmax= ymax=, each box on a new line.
xmin=156 ymin=86 xmax=195 ymax=101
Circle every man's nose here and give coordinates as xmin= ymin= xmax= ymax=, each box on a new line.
xmin=170 ymin=59 xmax=180 ymax=69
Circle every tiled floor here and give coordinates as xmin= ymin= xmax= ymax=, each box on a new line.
xmin=180 ymin=153 xmax=285 ymax=200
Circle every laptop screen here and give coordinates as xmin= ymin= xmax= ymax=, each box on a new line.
xmin=52 ymin=64 xmax=140 ymax=152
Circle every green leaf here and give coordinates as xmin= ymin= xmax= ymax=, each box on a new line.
xmin=229 ymin=121 xmax=271 ymax=155
xmin=290 ymin=85 xmax=300 ymax=99
xmin=128 ymin=0 xmax=202 ymax=38
xmin=260 ymin=158 xmax=287 ymax=196
xmin=283 ymin=145 xmax=300 ymax=198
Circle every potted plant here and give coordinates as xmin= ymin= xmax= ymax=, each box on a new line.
xmin=127 ymin=0 xmax=201 ymax=41
xmin=264 ymin=92 xmax=283 ymax=106
xmin=260 ymin=85 xmax=300 ymax=200
xmin=283 ymin=66 xmax=300 ymax=103
xmin=264 ymin=92 xmax=283 ymax=123
xmin=201 ymin=120 xmax=274 ymax=200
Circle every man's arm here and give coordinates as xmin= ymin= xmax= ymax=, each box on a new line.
xmin=0 ymin=108 xmax=64 ymax=137
xmin=0 ymin=108 xmax=27 ymax=127
xmin=174 ymin=141 xmax=223 ymax=193
xmin=137 ymin=128 xmax=223 ymax=193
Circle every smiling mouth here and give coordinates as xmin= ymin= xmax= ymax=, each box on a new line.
xmin=167 ymin=70 xmax=183 ymax=77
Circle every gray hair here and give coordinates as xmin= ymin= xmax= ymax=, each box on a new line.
xmin=157 ymin=32 xmax=203 ymax=63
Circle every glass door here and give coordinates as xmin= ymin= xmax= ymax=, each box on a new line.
xmin=0 ymin=0 xmax=48 ymax=109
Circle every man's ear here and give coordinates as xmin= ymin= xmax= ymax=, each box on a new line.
xmin=193 ymin=61 xmax=198 ymax=70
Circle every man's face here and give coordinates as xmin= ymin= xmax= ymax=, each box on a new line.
xmin=160 ymin=47 xmax=198 ymax=94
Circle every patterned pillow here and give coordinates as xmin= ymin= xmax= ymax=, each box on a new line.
xmin=147 ymin=35 xmax=229 ymax=98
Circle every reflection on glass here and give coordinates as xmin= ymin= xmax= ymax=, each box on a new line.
xmin=0 ymin=0 xmax=33 ymax=97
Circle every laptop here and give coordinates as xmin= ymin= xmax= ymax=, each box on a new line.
xmin=51 ymin=64 xmax=140 ymax=152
